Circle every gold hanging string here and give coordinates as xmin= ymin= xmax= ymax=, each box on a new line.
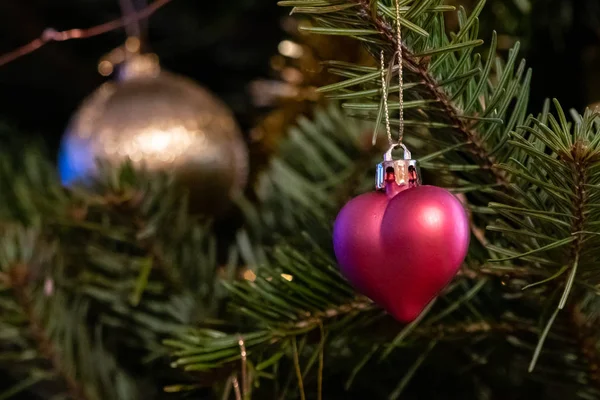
xmin=394 ymin=0 xmax=404 ymax=146
xmin=372 ymin=0 xmax=405 ymax=149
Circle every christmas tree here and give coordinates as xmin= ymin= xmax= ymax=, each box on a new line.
xmin=1 ymin=0 xmax=600 ymax=399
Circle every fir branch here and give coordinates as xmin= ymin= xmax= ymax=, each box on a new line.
xmin=7 ymin=263 xmax=89 ymax=400
xmin=352 ymin=0 xmax=509 ymax=186
xmin=167 ymin=235 xmax=492 ymax=381
xmin=488 ymin=105 xmax=600 ymax=285
xmin=566 ymin=140 xmax=590 ymax=300
xmin=254 ymin=104 xmax=375 ymax=233
xmin=412 ymin=319 xmax=538 ymax=339
xmin=0 ymin=227 xmax=126 ymax=400
xmin=284 ymin=0 xmax=530 ymax=202
xmin=290 ymin=299 xmax=375 ymax=329
xmin=487 ymin=104 xmax=600 ymax=371
xmin=0 ymin=155 xmax=218 ymax=398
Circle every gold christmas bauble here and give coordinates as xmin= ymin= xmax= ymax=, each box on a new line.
xmin=59 ymin=54 xmax=248 ymax=214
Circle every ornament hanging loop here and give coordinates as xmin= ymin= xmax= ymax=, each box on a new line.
xmin=372 ymin=0 xmax=405 ymax=148
xmin=384 ymin=142 xmax=411 ymax=162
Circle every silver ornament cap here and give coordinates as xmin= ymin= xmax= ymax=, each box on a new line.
xmin=376 ymin=143 xmax=421 ymax=190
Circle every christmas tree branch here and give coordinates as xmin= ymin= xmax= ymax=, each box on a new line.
xmin=163 ymin=91 xmax=595 ymax=394
xmin=283 ymin=0 xmax=530 ymax=210
xmin=412 ymin=319 xmax=538 ymax=340
xmin=167 ymin=234 xmax=493 ymax=379
xmin=487 ymin=103 xmax=600 ymax=370
xmin=166 ymin=100 xmax=556 ymax=394
xmin=252 ymin=104 xmax=376 ymax=234
xmin=0 ymin=227 xmax=135 ymax=400
xmin=290 ymin=299 xmax=375 ymax=329
xmin=6 ymin=263 xmax=89 ymax=400
xmin=0 ymin=147 xmax=219 ymax=398
xmin=352 ymin=0 xmax=509 ymax=187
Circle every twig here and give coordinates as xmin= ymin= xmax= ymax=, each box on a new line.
xmin=291 ymin=299 xmax=374 ymax=329
xmin=0 ymin=0 xmax=173 ymax=67
xmin=555 ymin=143 xmax=600 ymax=387
xmin=412 ymin=320 xmax=538 ymax=339
xmin=566 ymin=141 xmax=590 ymax=301
xmin=232 ymin=376 xmax=242 ymax=400
xmin=237 ymin=335 xmax=249 ymax=399
xmin=569 ymin=302 xmax=600 ymax=386
xmin=458 ymin=265 xmax=548 ymax=280
xmin=317 ymin=323 xmax=324 ymax=400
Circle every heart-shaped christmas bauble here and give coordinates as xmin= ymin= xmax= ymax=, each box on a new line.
xmin=333 ymin=185 xmax=469 ymax=322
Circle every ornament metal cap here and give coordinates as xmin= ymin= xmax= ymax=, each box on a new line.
xmin=118 ymin=53 xmax=161 ymax=81
xmin=376 ymin=143 xmax=421 ymax=190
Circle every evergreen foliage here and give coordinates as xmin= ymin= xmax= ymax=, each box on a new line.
xmin=0 ymin=138 xmax=221 ymax=399
xmin=0 ymin=0 xmax=600 ymax=399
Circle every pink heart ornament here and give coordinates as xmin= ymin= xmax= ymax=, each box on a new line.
xmin=333 ymin=185 xmax=470 ymax=322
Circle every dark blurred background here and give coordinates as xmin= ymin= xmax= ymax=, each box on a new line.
xmin=0 ymin=0 xmax=599 ymax=157
xmin=0 ymin=0 xmax=284 ymax=152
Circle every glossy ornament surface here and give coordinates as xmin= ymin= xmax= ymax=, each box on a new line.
xmin=379 ymin=185 xmax=469 ymax=321
xmin=58 ymin=54 xmax=248 ymax=214
xmin=333 ymin=148 xmax=469 ymax=322
xmin=331 ymin=191 xmax=390 ymax=307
